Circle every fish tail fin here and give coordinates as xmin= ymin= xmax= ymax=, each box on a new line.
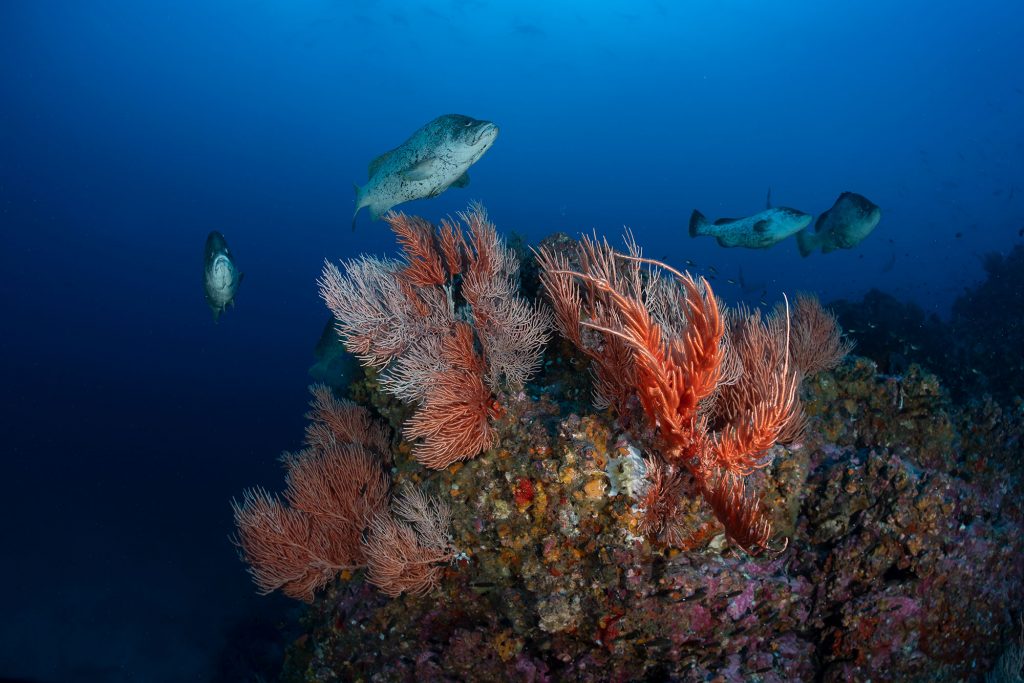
xmin=796 ymin=228 xmax=819 ymax=257
xmin=766 ymin=186 xmax=772 ymax=209
xmin=689 ymin=210 xmax=709 ymax=237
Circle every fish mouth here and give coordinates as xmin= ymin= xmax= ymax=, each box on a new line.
xmin=473 ymin=122 xmax=499 ymax=146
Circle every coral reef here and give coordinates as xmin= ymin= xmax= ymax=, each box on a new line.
xmin=233 ymin=215 xmax=1024 ymax=681
xmin=832 ymin=244 xmax=1024 ymax=406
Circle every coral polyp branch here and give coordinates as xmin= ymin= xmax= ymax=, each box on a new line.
xmin=320 ymin=204 xmax=550 ymax=468
xmin=232 ymin=385 xmax=454 ymax=602
xmin=539 ymin=239 xmax=803 ymax=554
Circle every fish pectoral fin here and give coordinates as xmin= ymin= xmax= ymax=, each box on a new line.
xmin=451 ymin=172 xmax=470 ymax=188
xmin=402 ymin=157 xmax=438 ymax=181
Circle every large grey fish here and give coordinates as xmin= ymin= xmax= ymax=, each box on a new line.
xmin=352 ymin=114 xmax=499 ymax=230
xmin=689 ymin=192 xmax=812 ymax=249
xmin=204 ymin=230 xmax=243 ymax=323
xmin=797 ymin=192 xmax=881 ymax=256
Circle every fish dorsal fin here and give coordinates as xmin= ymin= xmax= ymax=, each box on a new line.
xmin=753 ymin=219 xmax=769 ymax=233
xmin=714 ymin=218 xmax=736 ymax=226
xmin=368 ymin=149 xmax=397 ymax=179
xmin=451 ymin=171 xmax=470 ymax=188
xmin=766 ymin=187 xmax=773 ymax=209
xmin=402 ymin=157 xmax=437 ymax=181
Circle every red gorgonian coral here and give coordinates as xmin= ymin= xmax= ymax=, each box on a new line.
xmin=318 ymin=204 xmax=550 ymax=469
xmin=537 ymin=235 xmax=844 ymax=555
xmin=232 ymin=384 xmax=454 ymax=601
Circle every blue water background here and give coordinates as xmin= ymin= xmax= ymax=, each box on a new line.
xmin=1 ymin=1 xmax=1022 ymax=679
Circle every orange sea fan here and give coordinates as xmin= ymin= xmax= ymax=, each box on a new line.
xmin=323 ymin=204 xmax=547 ymax=470
xmin=535 ymin=235 xmax=641 ymax=413
xmin=403 ymin=323 xmax=499 ymax=469
xmin=388 ymin=212 xmax=447 ymax=287
xmin=787 ymin=293 xmax=854 ymax=376
xmin=362 ymin=486 xmax=455 ymax=597
xmin=281 ymin=443 xmax=390 ymax=553
xmin=540 ymin=240 xmax=798 ymax=555
xmin=700 ymin=472 xmax=779 ymax=556
xmin=232 ymin=385 xmax=394 ymax=602
xmin=231 ymin=488 xmax=361 ymax=602
xmin=304 ymin=383 xmax=391 ymax=462
xmin=709 ymin=305 xmax=802 ymax=476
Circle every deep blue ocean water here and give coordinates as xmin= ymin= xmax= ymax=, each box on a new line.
xmin=1 ymin=1 xmax=1022 ymax=680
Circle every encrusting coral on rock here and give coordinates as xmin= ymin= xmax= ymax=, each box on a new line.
xmin=231 ymin=206 xmax=1024 ymax=681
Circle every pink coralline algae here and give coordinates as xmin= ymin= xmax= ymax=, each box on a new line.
xmin=726 ymin=581 xmax=756 ymax=620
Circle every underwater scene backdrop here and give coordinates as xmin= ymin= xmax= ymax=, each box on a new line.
xmin=2 ymin=1 xmax=1023 ymax=681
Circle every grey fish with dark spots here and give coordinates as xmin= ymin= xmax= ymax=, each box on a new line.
xmin=204 ymin=230 xmax=243 ymax=323
xmin=689 ymin=195 xmax=812 ymax=249
xmin=797 ymin=192 xmax=881 ymax=256
xmin=352 ymin=114 xmax=499 ymax=229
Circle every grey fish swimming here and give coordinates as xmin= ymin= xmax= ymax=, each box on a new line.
xmin=797 ymin=192 xmax=881 ymax=257
xmin=689 ymin=192 xmax=812 ymax=249
xmin=204 ymin=230 xmax=243 ymax=323
xmin=352 ymin=114 xmax=499 ymax=230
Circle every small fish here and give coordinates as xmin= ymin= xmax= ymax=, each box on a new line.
xmin=689 ymin=192 xmax=812 ymax=249
xmin=204 ymin=231 xmax=243 ymax=323
xmin=797 ymin=192 xmax=882 ymax=257
xmin=352 ymin=114 xmax=499 ymax=229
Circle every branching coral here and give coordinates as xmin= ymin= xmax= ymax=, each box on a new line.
xmin=232 ymin=386 xmax=391 ymax=601
xmin=538 ymin=235 xmax=810 ymax=554
xmin=232 ymin=384 xmax=453 ymax=602
xmin=319 ymin=204 xmax=550 ymax=468
xmin=364 ymin=486 xmax=456 ymax=597
xmin=787 ymin=293 xmax=855 ymax=376
xmin=536 ymin=234 xmax=641 ymax=413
